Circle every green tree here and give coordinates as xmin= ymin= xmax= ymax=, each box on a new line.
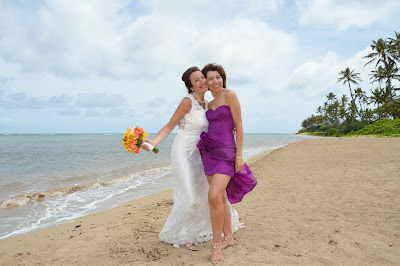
xmin=301 ymin=114 xmax=324 ymax=132
xmin=299 ymin=32 xmax=400 ymax=135
xmin=370 ymin=87 xmax=390 ymax=108
xmin=388 ymin=31 xmax=400 ymax=62
xmin=339 ymin=95 xmax=349 ymax=121
xmin=367 ymin=34 xmax=400 ymax=119
xmin=325 ymin=93 xmax=337 ymax=127
xmin=326 ymin=92 xmax=336 ymax=105
xmin=316 ymin=106 xmax=323 ymax=116
xmin=337 ymin=67 xmax=362 ymax=120
xmin=354 ymin=88 xmax=368 ymax=122
xmin=363 ymin=38 xmax=396 ymax=67
xmin=369 ymin=66 xmax=385 ymax=89
xmin=381 ymin=60 xmax=400 ymax=89
xmin=370 ymin=85 xmax=398 ymax=119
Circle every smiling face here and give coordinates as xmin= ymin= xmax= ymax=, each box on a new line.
xmin=189 ymin=70 xmax=208 ymax=95
xmin=205 ymin=71 xmax=224 ymax=92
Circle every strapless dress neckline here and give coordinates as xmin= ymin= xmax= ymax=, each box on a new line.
xmin=207 ymin=105 xmax=229 ymax=112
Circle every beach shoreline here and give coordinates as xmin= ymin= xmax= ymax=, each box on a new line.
xmin=0 ymin=133 xmax=312 ymax=240
xmin=1 ymin=136 xmax=399 ymax=265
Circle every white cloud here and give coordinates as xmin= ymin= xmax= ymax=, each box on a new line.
xmin=49 ymin=94 xmax=74 ymax=104
xmin=297 ymin=0 xmax=400 ymax=31
xmin=285 ymin=51 xmax=340 ymax=96
xmin=57 ymin=108 xmax=80 ymax=116
xmin=221 ymin=0 xmax=283 ymax=15
xmin=179 ymin=17 xmax=300 ymax=99
xmin=0 ymin=0 xmax=398 ymax=133
xmin=0 ymin=0 xmax=289 ymax=80
xmin=0 ymin=1 xmax=299 ymax=98
xmin=284 ymin=46 xmax=375 ymax=97
xmin=76 ymin=93 xmax=125 ymax=107
xmin=0 ymin=0 xmax=133 ymax=77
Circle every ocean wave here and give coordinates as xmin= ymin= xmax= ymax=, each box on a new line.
xmin=242 ymin=147 xmax=269 ymax=153
xmin=0 ymin=165 xmax=172 ymax=209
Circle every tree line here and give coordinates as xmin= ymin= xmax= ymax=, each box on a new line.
xmin=299 ymin=31 xmax=400 ymax=136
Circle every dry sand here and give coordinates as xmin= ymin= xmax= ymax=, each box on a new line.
xmin=0 ymin=136 xmax=399 ymax=265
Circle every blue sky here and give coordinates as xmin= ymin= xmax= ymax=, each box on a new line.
xmin=0 ymin=0 xmax=399 ymax=134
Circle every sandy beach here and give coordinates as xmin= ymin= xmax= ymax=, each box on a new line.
xmin=1 ymin=136 xmax=399 ymax=265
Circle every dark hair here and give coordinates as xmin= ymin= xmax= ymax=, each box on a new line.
xmin=182 ymin=66 xmax=200 ymax=93
xmin=202 ymin=63 xmax=227 ymax=88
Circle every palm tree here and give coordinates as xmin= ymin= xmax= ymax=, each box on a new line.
xmin=324 ymin=93 xmax=339 ymax=129
xmin=330 ymin=100 xmax=340 ymax=130
xmin=388 ymin=31 xmax=400 ymax=62
xmin=369 ymin=66 xmax=385 ymax=89
xmin=381 ymin=60 xmax=400 ymax=89
xmin=337 ymin=67 xmax=362 ymax=101
xmin=369 ymin=86 xmax=393 ymax=119
xmin=369 ymin=87 xmax=388 ymax=107
xmin=316 ymin=106 xmax=323 ymax=116
xmin=354 ymin=88 xmax=368 ymax=122
xmin=323 ymin=101 xmax=329 ymax=117
xmin=369 ymin=88 xmax=384 ymax=107
xmin=340 ymin=94 xmax=349 ymax=106
xmin=326 ymin=92 xmax=336 ymax=105
xmin=339 ymin=95 xmax=348 ymax=122
xmin=370 ymin=60 xmax=400 ymax=109
xmin=337 ymin=67 xmax=362 ymax=119
xmin=363 ymin=38 xmax=396 ymax=68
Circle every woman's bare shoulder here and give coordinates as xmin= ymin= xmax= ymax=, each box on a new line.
xmin=225 ymin=89 xmax=238 ymax=101
xmin=181 ymin=96 xmax=192 ymax=104
xmin=176 ymin=96 xmax=192 ymax=112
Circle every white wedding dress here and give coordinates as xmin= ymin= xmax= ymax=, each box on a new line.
xmin=159 ymin=93 xmax=241 ymax=247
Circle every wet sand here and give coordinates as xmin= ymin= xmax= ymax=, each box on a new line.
xmin=1 ymin=136 xmax=399 ymax=265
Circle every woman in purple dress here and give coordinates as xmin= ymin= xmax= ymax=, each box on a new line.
xmin=197 ymin=64 xmax=257 ymax=265
xmin=143 ymin=67 xmax=241 ymax=252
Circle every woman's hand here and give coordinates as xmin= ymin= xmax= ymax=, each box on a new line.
xmin=141 ymin=138 xmax=156 ymax=151
xmin=235 ymin=157 xmax=244 ymax=173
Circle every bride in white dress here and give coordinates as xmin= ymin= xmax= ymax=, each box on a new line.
xmin=143 ymin=67 xmax=240 ymax=250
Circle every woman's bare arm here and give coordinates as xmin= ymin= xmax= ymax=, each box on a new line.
xmin=143 ymin=98 xmax=191 ymax=149
xmin=226 ymin=90 xmax=244 ymax=173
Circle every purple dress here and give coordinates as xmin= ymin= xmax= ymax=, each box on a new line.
xmin=197 ymin=105 xmax=257 ymax=204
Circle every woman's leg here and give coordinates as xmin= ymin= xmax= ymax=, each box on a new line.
xmin=222 ymin=192 xmax=232 ymax=236
xmin=221 ymin=191 xmax=235 ymax=249
xmin=207 ymin=174 xmax=231 ymax=264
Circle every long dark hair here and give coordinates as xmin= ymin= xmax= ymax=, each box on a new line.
xmin=182 ymin=66 xmax=200 ymax=93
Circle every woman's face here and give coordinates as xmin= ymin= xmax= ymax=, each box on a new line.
xmin=206 ymin=71 xmax=223 ymax=92
xmin=190 ymin=71 xmax=208 ymax=94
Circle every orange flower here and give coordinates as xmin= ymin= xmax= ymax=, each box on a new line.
xmin=131 ymin=145 xmax=140 ymax=153
xmin=128 ymin=140 xmax=137 ymax=150
xmin=133 ymin=128 xmax=140 ymax=139
xmin=123 ymin=126 xmax=159 ymax=154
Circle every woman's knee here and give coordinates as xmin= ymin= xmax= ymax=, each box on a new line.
xmin=208 ymin=189 xmax=223 ymax=205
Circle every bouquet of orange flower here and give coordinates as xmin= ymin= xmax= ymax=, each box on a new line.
xmin=122 ymin=126 xmax=159 ymax=154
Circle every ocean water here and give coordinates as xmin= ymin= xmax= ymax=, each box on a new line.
xmin=0 ymin=133 xmax=315 ymax=239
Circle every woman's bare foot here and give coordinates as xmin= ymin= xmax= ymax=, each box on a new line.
xmin=221 ymin=235 xmax=235 ymax=249
xmin=211 ymin=242 xmax=224 ymax=265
